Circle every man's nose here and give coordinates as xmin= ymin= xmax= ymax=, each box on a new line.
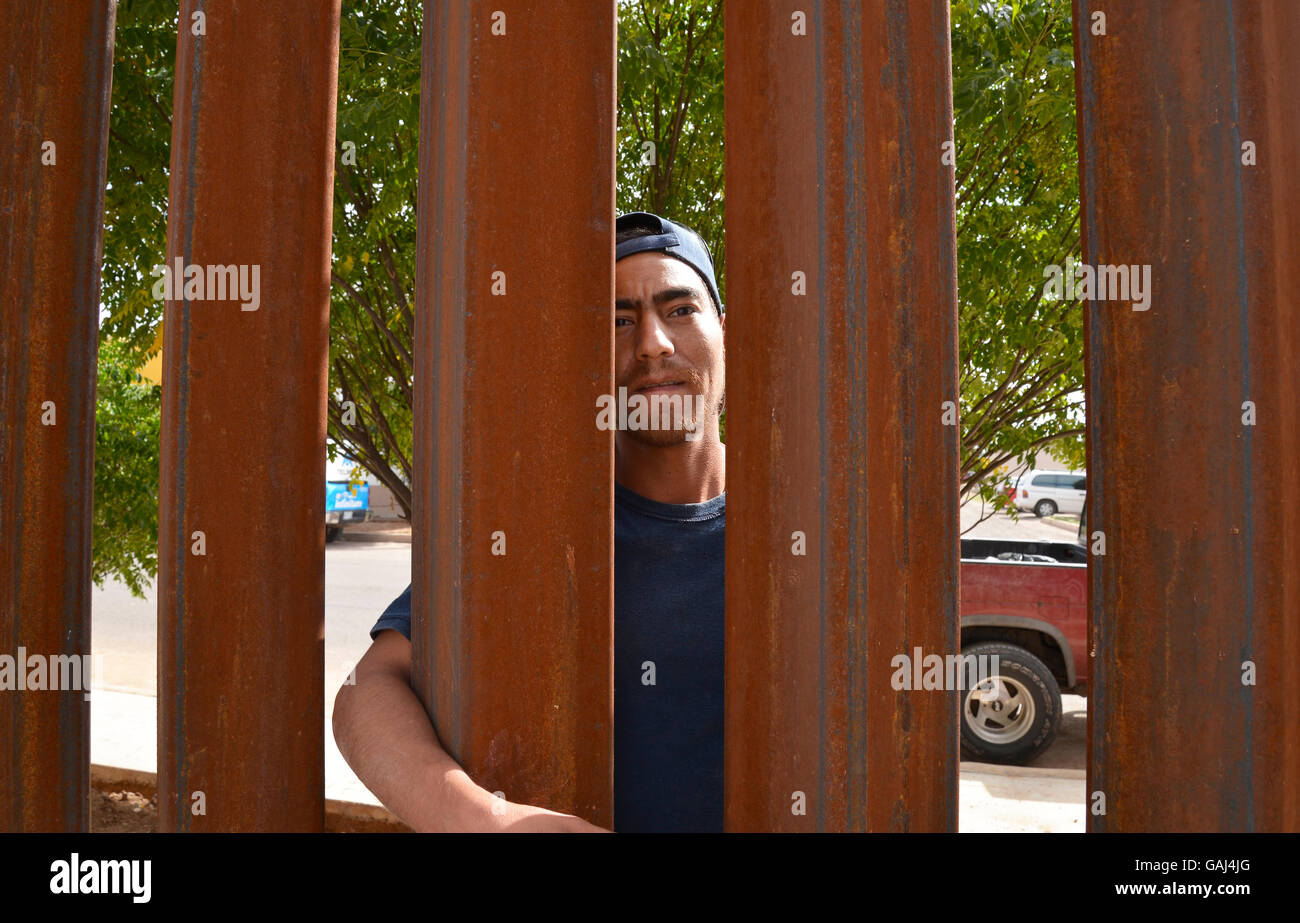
xmin=635 ymin=313 xmax=675 ymax=360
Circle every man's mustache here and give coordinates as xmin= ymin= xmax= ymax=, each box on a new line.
xmin=621 ymin=365 xmax=706 ymax=392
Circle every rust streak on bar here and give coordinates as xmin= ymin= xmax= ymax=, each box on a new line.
xmin=158 ymin=0 xmax=340 ymax=831
xmin=724 ymin=0 xmax=960 ymax=831
xmin=411 ymin=1 xmax=616 ymax=825
xmin=0 ymin=0 xmax=115 ymax=832
xmin=1073 ymin=0 xmax=1299 ymax=831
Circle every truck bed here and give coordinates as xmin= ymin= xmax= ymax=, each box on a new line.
xmin=960 ymin=538 xmax=1088 ymax=689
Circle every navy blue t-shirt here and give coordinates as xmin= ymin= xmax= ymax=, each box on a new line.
xmin=369 ymin=480 xmax=726 ymax=832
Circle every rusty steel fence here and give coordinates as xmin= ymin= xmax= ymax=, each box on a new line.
xmin=0 ymin=0 xmax=115 ymax=833
xmin=1073 ymin=0 xmax=1300 ymax=832
xmin=1 ymin=0 xmax=1296 ymax=832
xmin=411 ymin=0 xmax=617 ymax=827
xmin=724 ymin=0 xmax=960 ymax=832
xmin=155 ymin=0 xmax=341 ymax=833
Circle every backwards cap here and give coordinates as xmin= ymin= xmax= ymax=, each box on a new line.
xmin=615 ymin=212 xmax=724 ymax=315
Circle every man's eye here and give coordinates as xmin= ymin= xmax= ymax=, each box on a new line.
xmin=670 ymin=304 xmax=698 ymax=316
xmin=615 ymin=316 xmax=632 ymax=327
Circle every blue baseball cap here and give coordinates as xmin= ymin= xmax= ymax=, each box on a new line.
xmin=615 ymin=212 xmax=724 ymax=315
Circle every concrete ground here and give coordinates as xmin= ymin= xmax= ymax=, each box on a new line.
xmin=90 ymin=538 xmax=411 ymax=807
xmin=960 ymin=496 xmax=1082 ymax=542
xmin=90 ymin=506 xmax=1087 ymax=830
xmin=960 ymin=691 xmax=1086 ymax=832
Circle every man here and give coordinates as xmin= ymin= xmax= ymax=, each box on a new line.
xmin=332 ymin=212 xmax=726 ymax=832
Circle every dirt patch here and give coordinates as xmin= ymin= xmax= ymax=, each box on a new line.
xmin=86 ymin=780 xmax=407 ymax=831
xmin=90 ymin=788 xmax=157 ymax=833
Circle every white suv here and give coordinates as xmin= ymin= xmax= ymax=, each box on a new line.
xmin=1014 ymin=469 xmax=1086 ymax=517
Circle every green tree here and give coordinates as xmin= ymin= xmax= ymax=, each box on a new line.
xmin=326 ymin=0 xmax=422 ymax=518
xmin=93 ymin=0 xmax=175 ymax=596
xmin=98 ymin=0 xmax=422 ymax=555
xmin=617 ymin=0 xmax=725 ymax=298
xmin=92 ymin=338 xmax=161 ymax=597
xmin=101 ymin=0 xmax=175 ymax=360
xmin=951 ymin=0 xmax=1085 ymax=527
xmin=93 ymin=0 xmax=1084 ymax=589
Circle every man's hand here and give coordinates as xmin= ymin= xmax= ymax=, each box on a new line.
xmin=482 ymin=798 xmax=610 ymax=833
xmin=440 ymin=777 xmax=609 ymax=832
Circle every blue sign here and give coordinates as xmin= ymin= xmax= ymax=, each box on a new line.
xmin=326 ymin=481 xmax=370 ymax=512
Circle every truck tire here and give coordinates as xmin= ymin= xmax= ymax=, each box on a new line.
xmin=1033 ymin=498 xmax=1058 ymax=518
xmin=960 ymin=641 xmax=1062 ymax=765
xmin=325 ymin=525 xmax=343 ymax=543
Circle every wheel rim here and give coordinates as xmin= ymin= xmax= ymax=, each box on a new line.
xmin=964 ymin=675 xmax=1036 ymax=745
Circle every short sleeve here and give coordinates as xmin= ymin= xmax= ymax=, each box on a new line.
xmin=370 ymin=583 xmax=412 ymax=641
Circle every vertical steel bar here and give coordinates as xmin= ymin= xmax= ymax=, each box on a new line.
xmin=724 ymin=0 xmax=960 ymax=831
xmin=1073 ymin=0 xmax=1300 ymax=831
xmin=0 ymin=0 xmax=115 ymax=832
xmin=412 ymin=1 xmax=615 ymax=826
xmin=158 ymin=0 xmax=340 ymax=831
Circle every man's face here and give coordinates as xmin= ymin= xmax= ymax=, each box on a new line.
xmin=614 ymin=251 xmax=725 ymax=447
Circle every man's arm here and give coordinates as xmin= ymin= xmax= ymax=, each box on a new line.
xmin=332 ymin=629 xmax=607 ymax=832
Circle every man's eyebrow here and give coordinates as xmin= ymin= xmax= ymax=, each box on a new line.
xmin=615 ymin=286 xmax=703 ymax=311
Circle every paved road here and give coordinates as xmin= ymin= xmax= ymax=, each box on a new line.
xmin=961 ymin=497 xmax=1081 ymax=543
xmin=91 ymin=540 xmax=411 ymax=702
xmin=89 ymin=540 xmax=410 ymax=806
xmin=93 ymin=505 xmax=1077 ymax=697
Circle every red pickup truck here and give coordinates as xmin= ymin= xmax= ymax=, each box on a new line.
xmin=959 ymin=537 xmax=1086 ymax=764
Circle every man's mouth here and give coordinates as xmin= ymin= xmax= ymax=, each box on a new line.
xmin=634 ymin=379 xmax=688 ymax=393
